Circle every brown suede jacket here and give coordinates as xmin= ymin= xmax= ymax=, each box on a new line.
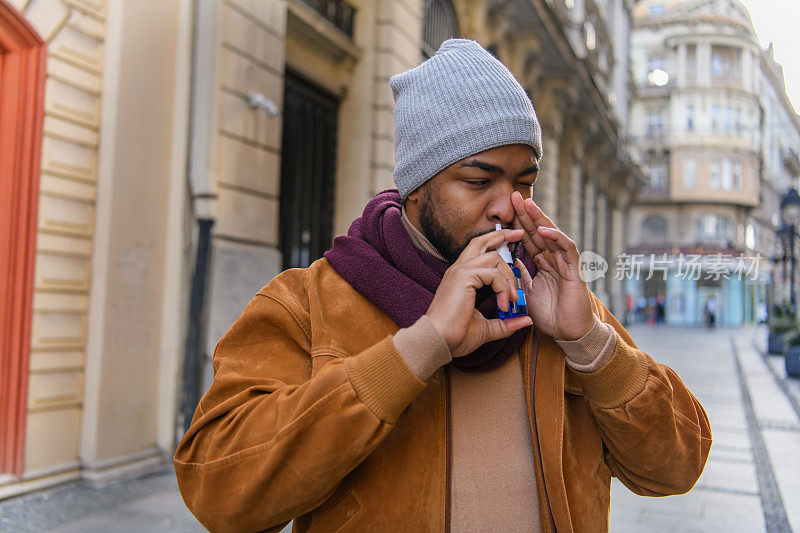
xmin=174 ymin=258 xmax=712 ymax=532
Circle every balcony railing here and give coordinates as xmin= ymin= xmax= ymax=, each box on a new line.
xmin=299 ymin=0 xmax=356 ymax=38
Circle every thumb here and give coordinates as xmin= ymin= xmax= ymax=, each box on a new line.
xmin=484 ymin=315 xmax=533 ymax=343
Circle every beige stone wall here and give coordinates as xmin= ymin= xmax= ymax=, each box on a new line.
xmin=215 ymin=0 xmax=285 ymax=248
xmin=628 ymin=203 xmax=747 ymax=249
xmin=203 ymin=0 xmax=424 ymax=385
xmin=368 ymin=0 xmax=423 ymax=198
xmin=669 ymin=148 xmax=759 ymax=206
xmin=210 ymin=0 xmax=423 ymax=251
xmin=81 ymin=0 xmax=185 ymax=471
xmin=1 ymin=0 xmax=190 ymax=494
xmin=9 ymin=0 xmax=107 ymax=477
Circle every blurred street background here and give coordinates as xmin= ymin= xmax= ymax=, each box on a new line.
xmin=2 ymin=0 xmax=800 ymax=530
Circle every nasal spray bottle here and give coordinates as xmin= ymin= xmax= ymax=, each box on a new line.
xmin=495 ymin=223 xmax=528 ymax=319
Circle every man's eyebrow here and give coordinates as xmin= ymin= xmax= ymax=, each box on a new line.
xmin=518 ymin=165 xmax=540 ymax=176
xmin=458 ymin=160 xmax=540 ymax=175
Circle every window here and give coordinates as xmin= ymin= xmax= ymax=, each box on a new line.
xmin=711 ymin=54 xmax=726 ymax=77
xmin=647 ymin=55 xmax=665 ymax=75
xmin=683 ymin=158 xmax=697 ymax=189
xmin=711 ymin=105 xmax=720 ymax=131
xmin=649 ymin=4 xmax=666 ymax=15
xmin=647 ymin=163 xmax=668 ymax=192
xmin=722 ymin=158 xmax=733 ymax=190
xmin=711 ymin=45 xmax=741 ymax=79
xmin=648 ymin=109 xmax=666 ymax=137
xmin=711 ymin=105 xmax=735 ymax=133
xmin=643 ymin=215 xmax=668 ymax=240
xmin=646 ymin=55 xmax=668 ymax=86
xmin=733 ymin=161 xmax=743 ymax=191
xmin=710 ymin=160 xmax=721 ymax=189
xmin=745 ymin=224 xmax=756 ymax=249
xmin=421 ymin=0 xmax=460 ymax=59
xmin=697 ymin=214 xmax=733 ymax=241
xmin=686 ymin=105 xmax=694 ymax=131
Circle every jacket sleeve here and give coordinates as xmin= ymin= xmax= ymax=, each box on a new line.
xmin=173 ymin=289 xmax=427 ymax=532
xmin=575 ymin=294 xmax=712 ymax=496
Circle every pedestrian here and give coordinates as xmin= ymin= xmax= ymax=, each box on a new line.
xmin=705 ymin=296 xmax=717 ymax=328
xmin=174 ymin=39 xmax=711 ymax=532
xmin=656 ymin=294 xmax=665 ymax=325
xmin=638 ymin=295 xmax=648 ymax=323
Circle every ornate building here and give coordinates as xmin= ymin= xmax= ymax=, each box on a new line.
xmin=0 ymin=0 xmax=642 ymax=498
xmin=627 ymin=0 xmax=800 ymax=326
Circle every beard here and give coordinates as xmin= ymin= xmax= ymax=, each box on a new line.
xmin=417 ymin=184 xmax=494 ymax=264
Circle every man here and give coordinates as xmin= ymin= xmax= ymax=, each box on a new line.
xmin=175 ymin=39 xmax=711 ymax=532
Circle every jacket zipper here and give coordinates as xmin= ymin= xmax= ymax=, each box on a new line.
xmin=444 ymin=365 xmax=452 ymax=533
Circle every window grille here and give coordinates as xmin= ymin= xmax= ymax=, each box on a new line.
xmin=421 ymin=0 xmax=459 ymax=58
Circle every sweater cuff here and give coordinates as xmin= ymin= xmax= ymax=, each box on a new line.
xmin=344 ymin=336 xmax=427 ymax=423
xmin=574 ymin=332 xmax=651 ymax=409
xmin=393 ymin=315 xmax=453 ymax=381
xmin=555 ymin=315 xmax=617 ymax=372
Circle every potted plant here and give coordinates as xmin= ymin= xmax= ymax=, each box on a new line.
xmin=768 ymin=312 xmax=794 ymax=355
xmin=784 ymin=325 xmax=800 ymax=378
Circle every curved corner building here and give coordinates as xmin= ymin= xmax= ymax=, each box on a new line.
xmin=627 ymin=0 xmax=800 ymax=326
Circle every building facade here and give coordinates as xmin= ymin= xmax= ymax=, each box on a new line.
xmin=627 ymin=0 xmax=800 ymax=327
xmin=1 ymin=0 xmax=192 ymax=497
xmin=0 ymin=0 xmax=641 ymax=498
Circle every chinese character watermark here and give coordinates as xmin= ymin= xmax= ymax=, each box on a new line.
xmin=578 ymin=252 xmax=762 ymax=283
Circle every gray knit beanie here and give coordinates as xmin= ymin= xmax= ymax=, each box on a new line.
xmin=390 ymin=38 xmax=542 ymax=199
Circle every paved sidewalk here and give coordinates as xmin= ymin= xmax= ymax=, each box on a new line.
xmin=0 ymin=467 xmax=203 ymax=532
xmin=2 ymin=326 xmax=798 ymax=532
xmin=610 ymin=325 xmax=800 ymax=533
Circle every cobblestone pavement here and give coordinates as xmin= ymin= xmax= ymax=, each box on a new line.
xmin=610 ymin=325 xmax=800 ymax=533
xmin=1 ymin=326 xmax=798 ymax=532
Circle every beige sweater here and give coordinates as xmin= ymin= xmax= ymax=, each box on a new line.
xmin=392 ymin=211 xmax=617 ymax=531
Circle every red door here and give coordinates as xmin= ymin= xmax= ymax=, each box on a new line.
xmin=0 ymin=0 xmax=46 ymax=476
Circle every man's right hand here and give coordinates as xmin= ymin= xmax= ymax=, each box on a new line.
xmin=425 ymin=228 xmax=533 ymax=358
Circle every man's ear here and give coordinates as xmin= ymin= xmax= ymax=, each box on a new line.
xmin=405 ymin=187 xmax=421 ymax=208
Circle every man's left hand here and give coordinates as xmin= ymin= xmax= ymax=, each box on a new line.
xmin=510 ymin=191 xmax=595 ymax=341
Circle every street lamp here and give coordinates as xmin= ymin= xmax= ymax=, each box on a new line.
xmin=779 ymin=188 xmax=800 ymax=313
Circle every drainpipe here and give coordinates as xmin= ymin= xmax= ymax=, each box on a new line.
xmin=178 ymin=0 xmax=220 ymax=433
xmin=178 ymin=0 xmax=281 ymax=434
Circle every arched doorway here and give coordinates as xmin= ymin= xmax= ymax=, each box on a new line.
xmin=0 ymin=0 xmax=46 ymax=476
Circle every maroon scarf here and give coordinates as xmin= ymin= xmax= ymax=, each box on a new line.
xmin=324 ymin=189 xmax=535 ymax=372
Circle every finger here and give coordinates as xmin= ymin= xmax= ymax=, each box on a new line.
xmin=537 ymin=226 xmax=580 ymax=265
xmin=512 ymin=216 xmax=547 ymax=258
xmin=462 ymin=252 xmax=518 ymax=298
xmin=511 ymin=194 xmax=550 ymax=255
xmin=516 ymin=258 xmax=535 ymax=292
xmin=520 ymin=193 xmax=557 ymax=228
xmin=555 ymin=252 xmax=573 ymax=279
xmin=457 ymin=228 xmax=525 ymax=263
xmin=484 ymin=315 xmax=533 ymax=343
xmin=466 ymin=267 xmax=517 ymax=307
xmin=522 ymin=197 xmax=561 ymax=253
xmin=534 ymin=251 xmax=559 ymax=277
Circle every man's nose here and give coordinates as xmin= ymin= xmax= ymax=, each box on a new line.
xmin=487 ymin=189 xmax=515 ymax=226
